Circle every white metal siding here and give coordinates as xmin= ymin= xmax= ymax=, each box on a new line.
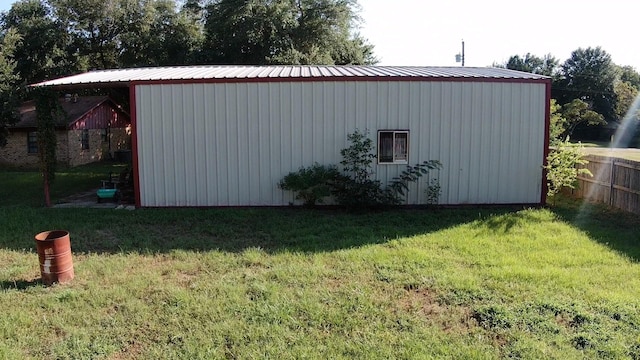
xmin=135 ymin=81 xmax=546 ymax=206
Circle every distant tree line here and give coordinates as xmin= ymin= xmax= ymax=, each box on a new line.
xmin=1 ymin=0 xmax=375 ymax=84
xmin=496 ymin=48 xmax=640 ymax=145
xmin=2 ymin=0 xmax=639 ymax=147
xmin=0 ymin=0 xmax=375 ymax=146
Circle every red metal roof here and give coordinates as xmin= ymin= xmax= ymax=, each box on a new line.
xmin=32 ymin=66 xmax=549 ymax=88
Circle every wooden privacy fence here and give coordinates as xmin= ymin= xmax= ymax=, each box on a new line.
xmin=570 ymin=155 xmax=640 ymax=214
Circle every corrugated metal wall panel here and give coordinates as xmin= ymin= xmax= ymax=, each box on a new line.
xmin=136 ymin=81 xmax=546 ymax=206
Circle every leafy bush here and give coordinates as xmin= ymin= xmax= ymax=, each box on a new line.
xmin=331 ymin=174 xmax=390 ymax=208
xmin=339 ymin=130 xmax=377 ymax=183
xmin=544 ymin=138 xmax=592 ymax=199
xmin=329 ymin=130 xmax=384 ymax=207
xmin=331 ymin=129 xmax=442 ymax=208
xmin=278 ymin=163 xmax=339 ymax=206
xmin=278 ymin=129 xmax=443 ymax=208
xmin=425 ymin=178 xmax=442 ymax=205
xmin=387 ymin=161 xmax=442 ymax=204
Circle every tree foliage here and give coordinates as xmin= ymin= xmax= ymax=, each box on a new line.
xmin=202 ymin=0 xmax=376 ymax=65
xmin=501 ymin=49 xmax=639 ymax=140
xmin=1 ymin=0 xmax=375 ymax=85
xmin=278 ymin=163 xmax=339 ymax=206
xmin=548 ymin=97 xmax=608 ymax=146
xmin=331 ymin=129 xmax=388 ymax=207
xmin=34 ymin=87 xmax=63 ymax=207
xmin=53 ymin=0 xmax=127 ymax=69
xmin=559 ymin=99 xmax=606 ymax=139
xmin=546 ymin=101 xmax=595 ymax=203
xmin=331 ymin=129 xmax=441 ymax=208
xmin=117 ymin=0 xmax=205 ymax=67
xmin=614 ymin=80 xmax=639 ymax=121
xmin=544 ymin=138 xmax=592 ymax=200
xmin=504 ymin=53 xmax=558 ymax=77
xmin=549 ymin=99 xmax=565 ymax=144
xmin=1 ymin=0 xmax=78 ymax=84
xmin=277 ymin=130 xmax=442 ymax=208
xmin=554 ymin=47 xmax=617 ymax=120
xmin=616 ymin=65 xmax=640 ymax=90
xmin=0 ymin=28 xmax=21 ymax=147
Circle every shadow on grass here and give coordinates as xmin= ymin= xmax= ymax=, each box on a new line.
xmin=471 ymin=211 xmax=536 ymax=234
xmin=550 ymin=196 xmax=640 ymax=262
xmin=0 ymin=161 xmax=128 ymax=208
xmin=3 ymin=199 xmax=636 ymax=257
xmin=0 ymin=206 xmax=523 ymax=255
xmin=0 ymin=278 xmax=41 ymax=290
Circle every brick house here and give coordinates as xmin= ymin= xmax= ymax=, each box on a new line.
xmin=0 ymin=95 xmax=130 ymax=167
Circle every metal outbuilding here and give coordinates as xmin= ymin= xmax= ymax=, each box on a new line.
xmin=34 ymin=65 xmax=551 ymax=207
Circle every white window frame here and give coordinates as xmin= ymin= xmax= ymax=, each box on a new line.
xmin=377 ymin=130 xmax=409 ymax=164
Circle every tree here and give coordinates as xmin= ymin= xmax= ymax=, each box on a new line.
xmin=546 ymin=103 xmax=594 ymax=203
xmin=612 ymin=80 xmax=640 ymax=147
xmin=616 ymin=65 xmax=640 ymax=90
xmin=544 ymin=138 xmax=592 ymax=201
xmin=504 ymin=53 xmax=559 ymax=77
xmin=1 ymin=0 xmax=78 ymax=84
xmin=0 ymin=28 xmax=21 ymax=147
xmin=548 ymin=98 xmax=605 ymax=143
xmin=33 ymin=87 xmax=63 ymax=207
xmin=52 ymin=0 xmax=126 ymax=69
xmin=554 ymin=47 xmax=617 ymax=121
xmin=614 ymin=80 xmax=639 ymax=121
xmin=51 ymin=0 xmax=206 ymax=69
xmin=202 ymin=0 xmax=376 ymax=65
xmin=559 ymin=98 xmax=606 ymax=139
xmin=119 ymin=0 xmax=205 ymax=67
xmin=549 ymin=99 xmax=565 ymax=144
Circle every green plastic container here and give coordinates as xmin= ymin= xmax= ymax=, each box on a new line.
xmin=97 ymin=188 xmax=118 ymax=199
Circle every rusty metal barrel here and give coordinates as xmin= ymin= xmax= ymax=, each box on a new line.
xmin=34 ymin=230 xmax=74 ymax=285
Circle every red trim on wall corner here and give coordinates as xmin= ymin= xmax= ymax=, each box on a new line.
xmin=541 ymin=79 xmax=552 ymax=205
xmin=129 ymin=85 xmax=141 ymax=208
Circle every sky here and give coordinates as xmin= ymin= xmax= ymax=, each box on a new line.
xmin=0 ymin=0 xmax=637 ymax=69
xmin=358 ymin=0 xmax=639 ymax=68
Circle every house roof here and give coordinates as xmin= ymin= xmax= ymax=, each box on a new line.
xmin=13 ymin=95 xmax=114 ymax=129
xmin=32 ymin=65 xmax=550 ymax=89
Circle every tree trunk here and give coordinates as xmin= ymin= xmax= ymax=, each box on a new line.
xmin=43 ymin=172 xmax=51 ymax=208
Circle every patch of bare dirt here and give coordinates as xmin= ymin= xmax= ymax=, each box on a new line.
xmin=398 ymin=287 xmax=477 ymax=335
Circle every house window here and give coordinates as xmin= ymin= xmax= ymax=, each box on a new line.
xmin=81 ymin=129 xmax=90 ymax=150
xmin=27 ymin=131 xmax=38 ymax=154
xmin=378 ymin=130 xmax=409 ymax=164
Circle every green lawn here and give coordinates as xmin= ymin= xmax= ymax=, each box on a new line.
xmin=580 ymin=147 xmax=640 ymax=162
xmin=1 ymin=168 xmax=639 ymax=358
xmin=0 ymin=162 xmax=127 ymax=207
xmin=575 ymin=141 xmax=640 ymax=162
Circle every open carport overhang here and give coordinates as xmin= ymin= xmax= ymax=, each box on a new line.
xmin=31 ymin=79 xmax=140 ymax=207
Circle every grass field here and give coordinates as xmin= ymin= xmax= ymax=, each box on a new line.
xmin=0 ymin=162 xmax=127 ymax=207
xmin=1 ymin=166 xmax=639 ymax=359
xmin=580 ymin=147 xmax=640 ymax=162
xmin=576 ymin=141 xmax=640 ymax=162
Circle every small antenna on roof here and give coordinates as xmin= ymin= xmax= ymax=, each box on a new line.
xmin=455 ymin=39 xmax=465 ymax=66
